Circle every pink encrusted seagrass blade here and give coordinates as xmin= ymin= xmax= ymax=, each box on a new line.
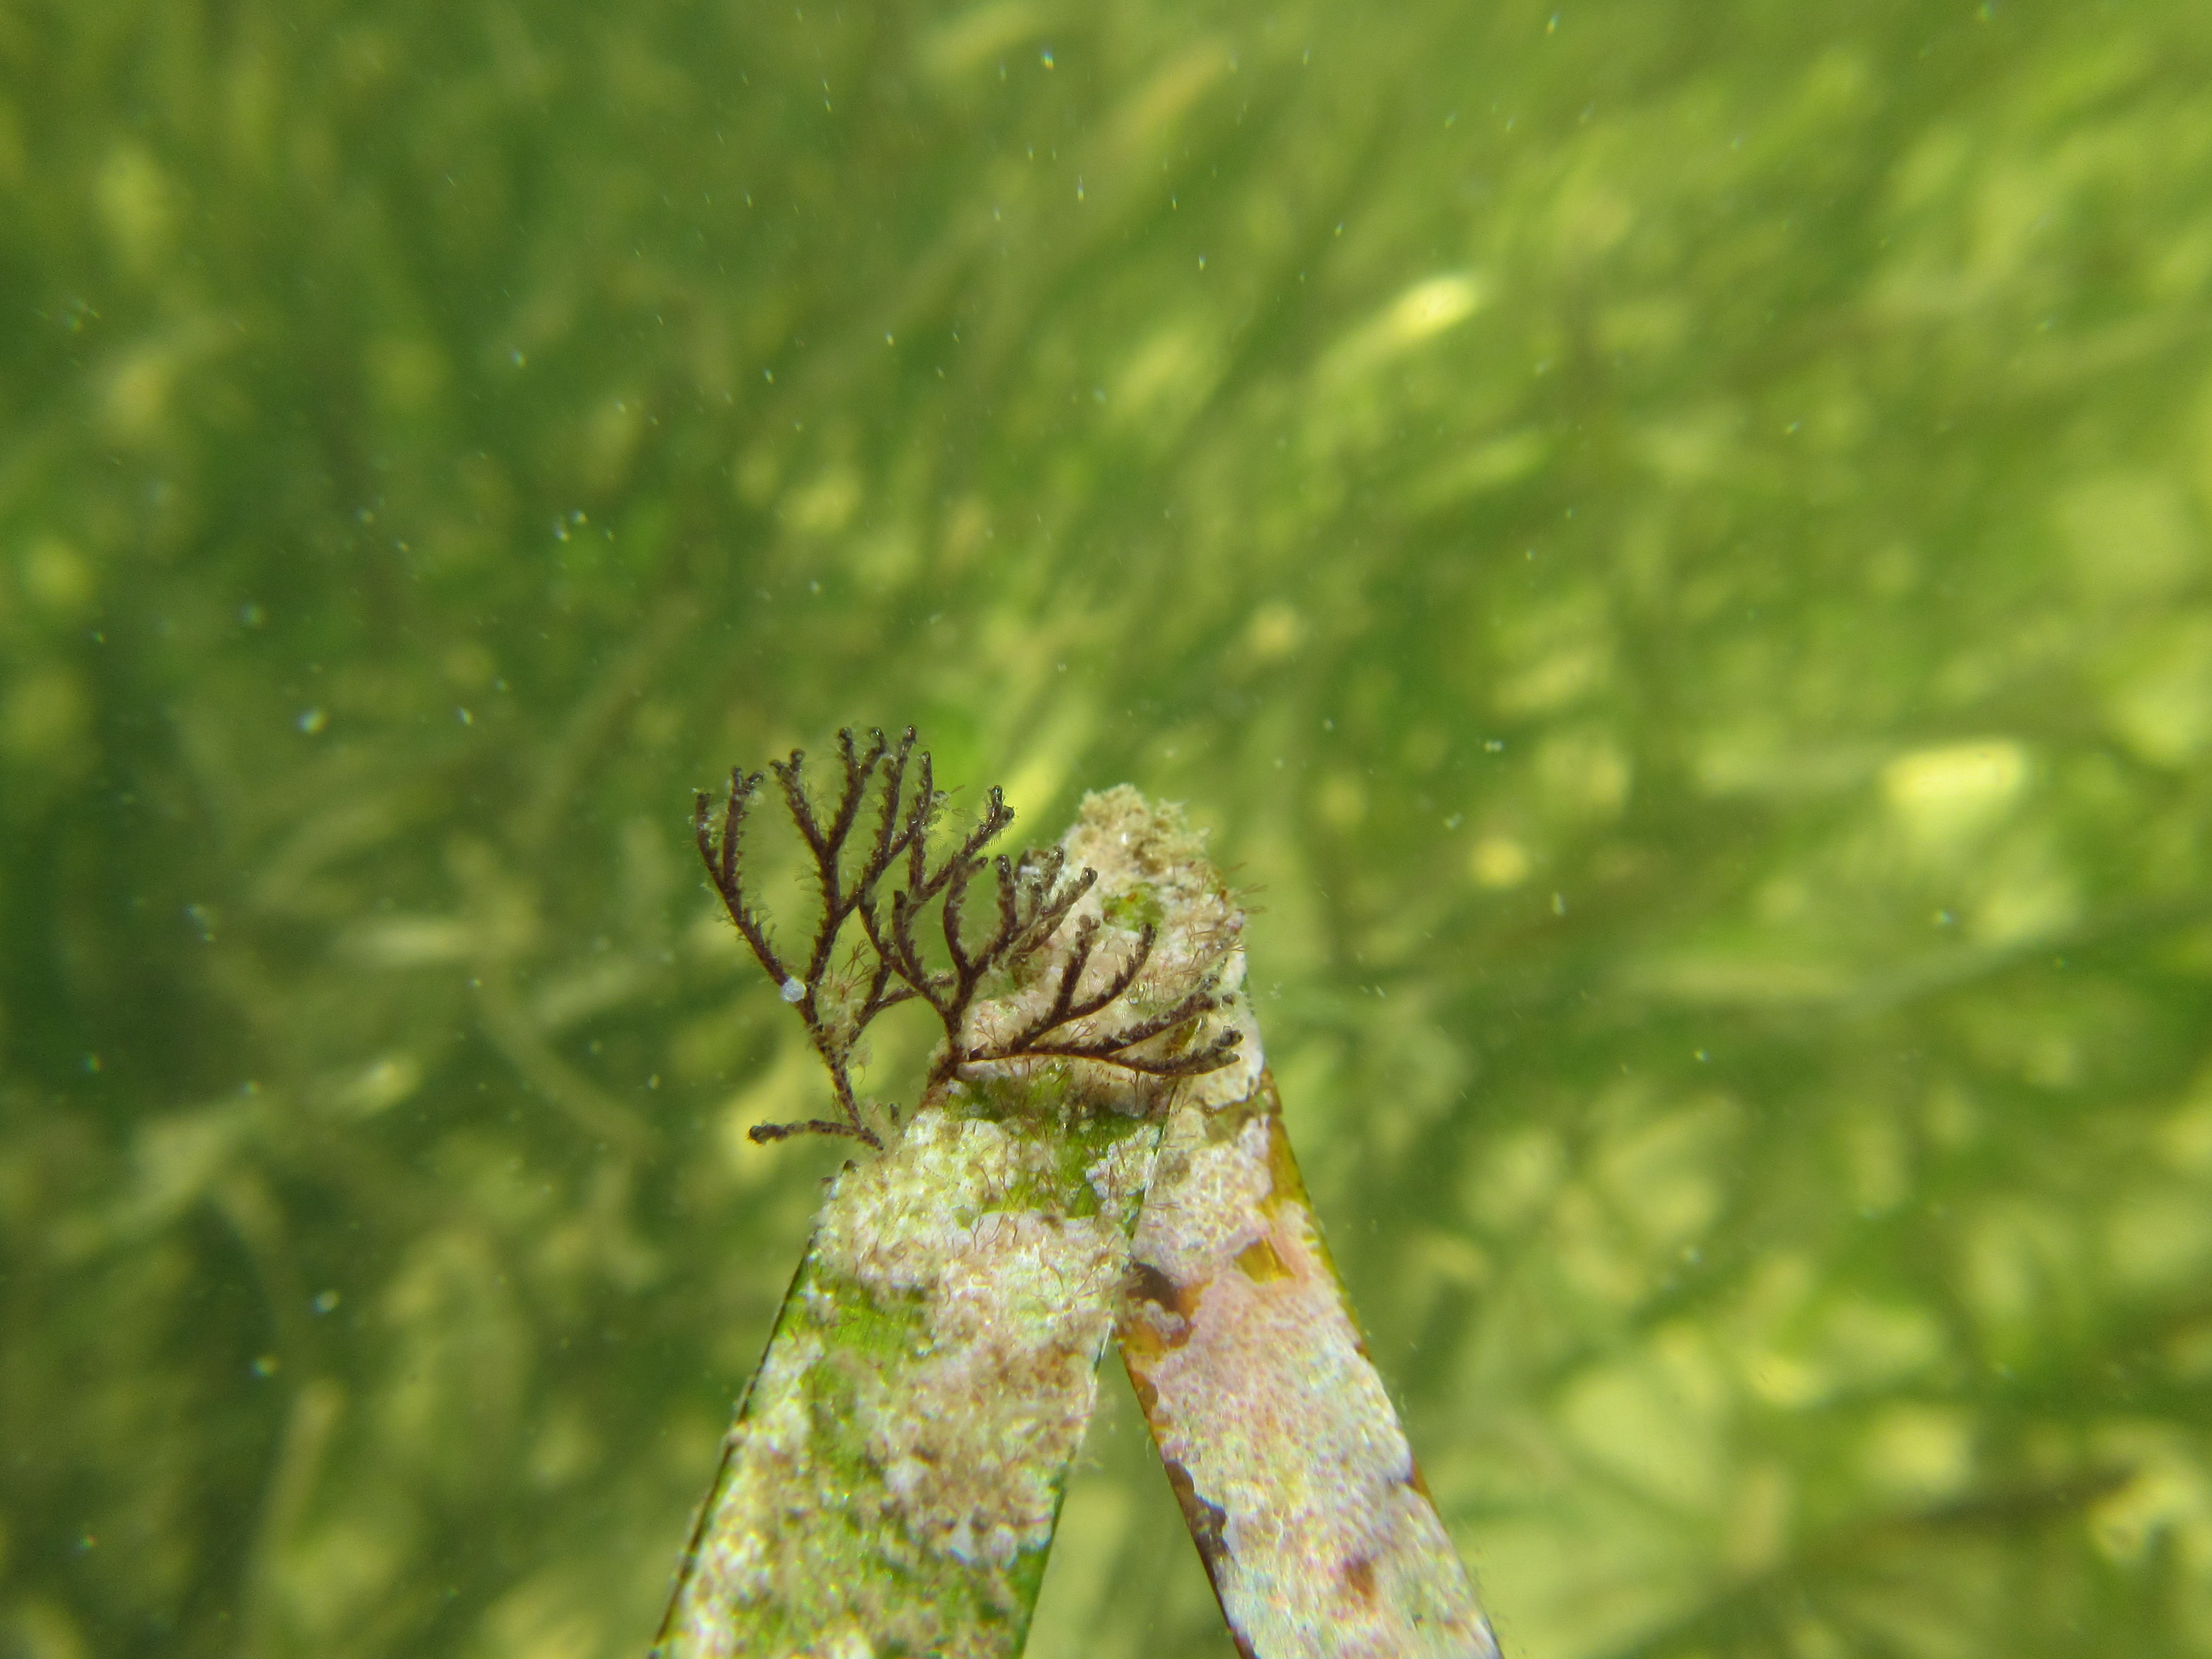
xmin=1121 ymin=1064 xmax=1500 ymax=1659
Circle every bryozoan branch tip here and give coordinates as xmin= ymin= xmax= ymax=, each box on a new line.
xmin=695 ymin=727 xmax=1241 ymax=1149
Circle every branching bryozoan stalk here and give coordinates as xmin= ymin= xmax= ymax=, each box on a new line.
xmin=694 ymin=726 xmax=1242 ymax=1148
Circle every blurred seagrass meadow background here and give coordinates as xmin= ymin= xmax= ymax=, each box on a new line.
xmin=4 ymin=0 xmax=2212 ymax=1653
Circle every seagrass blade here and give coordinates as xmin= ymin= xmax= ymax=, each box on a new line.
xmin=1123 ymin=1068 xmax=1501 ymax=1659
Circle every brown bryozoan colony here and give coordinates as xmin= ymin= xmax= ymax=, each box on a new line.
xmin=693 ymin=726 xmax=1242 ymax=1149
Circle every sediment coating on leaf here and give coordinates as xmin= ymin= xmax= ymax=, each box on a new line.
xmin=1124 ymin=1081 xmax=1501 ymax=1659
xmin=825 ymin=1113 xmax=1135 ymax=1569
xmin=660 ymin=1059 xmax=1159 ymax=1658
xmin=658 ymin=785 xmax=1249 ymax=1659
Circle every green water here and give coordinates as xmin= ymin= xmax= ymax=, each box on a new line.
xmin=4 ymin=1 xmax=2211 ymax=1655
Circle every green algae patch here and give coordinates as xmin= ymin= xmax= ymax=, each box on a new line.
xmin=1101 ymin=884 xmax=1166 ymax=936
